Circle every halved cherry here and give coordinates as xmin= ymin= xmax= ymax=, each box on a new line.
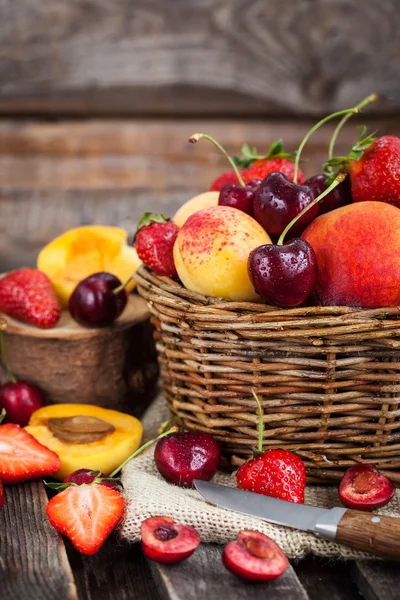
xmin=222 ymin=530 xmax=289 ymax=582
xmin=140 ymin=516 xmax=201 ymax=564
xmin=339 ymin=464 xmax=395 ymax=511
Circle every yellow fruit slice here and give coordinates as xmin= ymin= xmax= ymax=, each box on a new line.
xmin=26 ymin=404 xmax=143 ymax=481
xmin=37 ymin=226 xmax=141 ymax=306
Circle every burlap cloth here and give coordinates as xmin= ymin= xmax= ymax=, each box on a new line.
xmin=119 ymin=392 xmax=400 ymax=559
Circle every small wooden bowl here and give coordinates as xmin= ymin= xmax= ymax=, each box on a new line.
xmin=0 ymin=295 xmax=159 ymax=413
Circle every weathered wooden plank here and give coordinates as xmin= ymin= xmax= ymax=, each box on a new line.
xmin=66 ymin=537 xmax=162 ymax=600
xmin=350 ymin=560 xmax=400 ymax=600
xmin=0 ymin=0 xmax=399 ymax=117
xmin=0 ymin=481 xmax=77 ymax=600
xmin=148 ymin=543 xmax=310 ymax=600
xmin=295 ymin=556 xmax=361 ymax=600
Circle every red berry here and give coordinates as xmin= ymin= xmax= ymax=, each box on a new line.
xmin=0 ymin=269 xmax=60 ymax=329
xmin=350 ymin=135 xmax=400 ymax=207
xmin=237 ymin=449 xmax=306 ymax=504
xmin=211 ymin=159 xmax=304 ymax=192
xmin=47 ymin=483 xmax=125 ymax=555
xmin=339 ymin=464 xmax=395 ymax=511
xmin=141 ymin=516 xmax=200 ymax=564
xmin=135 ymin=213 xmax=179 ymax=278
xmin=222 ymin=530 xmax=288 ymax=582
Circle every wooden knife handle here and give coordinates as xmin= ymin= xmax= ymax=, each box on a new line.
xmin=336 ymin=510 xmax=400 ymax=560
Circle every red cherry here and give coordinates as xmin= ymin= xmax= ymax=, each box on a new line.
xmin=218 ymin=184 xmax=256 ymax=216
xmin=305 ymin=174 xmax=352 ymax=214
xmin=69 ymin=272 xmax=127 ymax=328
xmin=0 ymin=381 xmax=43 ymax=426
xmin=222 ymin=530 xmax=289 ymax=582
xmin=339 ymin=464 xmax=395 ymax=511
xmin=154 ymin=431 xmax=220 ymax=488
xmin=141 ymin=516 xmax=200 ymax=564
xmin=248 ymin=238 xmax=317 ymax=308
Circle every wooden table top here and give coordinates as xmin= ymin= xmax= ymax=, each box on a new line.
xmin=0 ymin=476 xmax=398 ymax=600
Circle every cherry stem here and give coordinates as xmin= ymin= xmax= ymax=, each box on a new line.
xmin=0 ymin=408 xmax=5 ymax=424
xmin=189 ymin=133 xmax=246 ymax=187
xmin=113 ymin=274 xmax=134 ymax=295
xmin=293 ymin=108 xmax=360 ymax=184
xmin=278 ymin=172 xmax=347 ymax=246
xmin=0 ymin=324 xmax=16 ymax=384
xmin=251 ymin=389 xmax=264 ymax=456
xmin=328 ymin=94 xmax=378 ymax=160
xmin=108 ymin=427 xmax=176 ymax=478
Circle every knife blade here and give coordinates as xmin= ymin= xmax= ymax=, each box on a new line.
xmin=194 ymin=480 xmax=400 ymax=560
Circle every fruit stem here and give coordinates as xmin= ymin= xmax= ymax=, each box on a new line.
xmin=251 ymin=389 xmax=264 ymax=456
xmin=108 ymin=427 xmax=177 ymax=477
xmin=293 ymin=108 xmax=360 ymax=184
xmin=0 ymin=408 xmax=5 ymax=424
xmin=328 ymin=94 xmax=378 ymax=160
xmin=0 ymin=323 xmax=16 ymax=384
xmin=189 ymin=133 xmax=246 ymax=187
xmin=278 ymin=172 xmax=347 ymax=245
xmin=113 ymin=274 xmax=134 ymax=295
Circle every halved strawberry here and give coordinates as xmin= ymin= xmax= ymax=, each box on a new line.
xmin=0 ymin=423 xmax=60 ymax=484
xmin=46 ymin=484 xmax=125 ymax=555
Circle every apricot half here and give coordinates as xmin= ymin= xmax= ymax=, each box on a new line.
xmin=37 ymin=226 xmax=141 ymax=306
xmin=173 ymin=206 xmax=271 ymax=301
xmin=26 ymin=404 xmax=142 ymax=480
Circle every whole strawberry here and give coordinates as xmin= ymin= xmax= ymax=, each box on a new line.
xmin=135 ymin=213 xmax=179 ymax=278
xmin=210 ymin=141 xmax=304 ymax=191
xmin=236 ymin=392 xmax=306 ymax=504
xmin=0 ymin=269 xmax=60 ymax=329
xmin=350 ymin=135 xmax=400 ymax=206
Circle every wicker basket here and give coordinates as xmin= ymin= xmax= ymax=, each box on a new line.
xmin=136 ymin=265 xmax=400 ymax=483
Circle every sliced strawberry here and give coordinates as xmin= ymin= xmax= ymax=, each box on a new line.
xmin=0 ymin=423 xmax=60 ymax=483
xmin=0 ymin=269 xmax=60 ymax=329
xmin=46 ymin=484 xmax=125 ymax=555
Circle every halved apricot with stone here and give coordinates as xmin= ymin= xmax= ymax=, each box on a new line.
xmin=37 ymin=226 xmax=141 ymax=306
xmin=25 ymin=404 xmax=142 ymax=480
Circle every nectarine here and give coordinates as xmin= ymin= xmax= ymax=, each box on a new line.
xmin=302 ymin=201 xmax=400 ymax=308
xmin=173 ymin=192 xmax=219 ymax=227
xmin=173 ymin=206 xmax=271 ymax=301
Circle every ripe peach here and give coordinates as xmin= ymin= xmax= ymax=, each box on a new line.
xmin=173 ymin=192 xmax=219 ymax=227
xmin=173 ymin=206 xmax=271 ymax=301
xmin=302 ymin=201 xmax=400 ymax=308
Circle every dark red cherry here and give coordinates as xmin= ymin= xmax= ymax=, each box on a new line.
xmin=69 ymin=272 xmax=127 ymax=328
xmin=339 ymin=464 xmax=395 ymax=511
xmin=0 ymin=381 xmax=43 ymax=426
xmin=253 ymin=172 xmax=318 ymax=237
xmin=306 ymin=174 xmax=352 ymax=214
xmin=141 ymin=516 xmax=201 ymax=564
xmin=218 ymin=181 xmax=260 ymax=216
xmin=248 ymin=239 xmax=317 ymax=307
xmin=154 ymin=431 xmax=220 ymax=488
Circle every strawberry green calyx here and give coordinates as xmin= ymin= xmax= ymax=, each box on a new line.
xmin=323 ymin=126 xmax=377 ymax=185
xmin=232 ymin=140 xmax=296 ymax=169
xmin=44 ymin=471 xmax=122 ymax=492
xmin=189 ymin=133 xmax=246 ymax=187
xmin=134 ymin=212 xmax=170 ymax=244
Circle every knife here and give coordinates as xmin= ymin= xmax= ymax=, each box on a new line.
xmin=194 ymin=480 xmax=400 ymax=560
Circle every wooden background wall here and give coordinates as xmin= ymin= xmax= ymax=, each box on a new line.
xmin=1 ymin=0 xmax=400 ymax=271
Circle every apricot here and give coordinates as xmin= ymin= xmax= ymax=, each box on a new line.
xmin=173 ymin=191 xmax=219 ymax=227
xmin=37 ymin=226 xmax=141 ymax=306
xmin=26 ymin=404 xmax=142 ymax=480
xmin=302 ymin=201 xmax=400 ymax=308
xmin=173 ymin=206 xmax=271 ymax=301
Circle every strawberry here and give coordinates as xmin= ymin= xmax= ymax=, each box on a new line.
xmin=135 ymin=213 xmax=179 ymax=278
xmin=236 ymin=392 xmax=306 ymax=504
xmin=46 ymin=483 xmax=125 ymax=555
xmin=0 ymin=268 xmax=60 ymax=329
xmin=0 ymin=423 xmax=61 ymax=484
xmin=324 ymin=129 xmax=400 ymax=207
xmin=210 ymin=141 xmax=304 ymax=191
